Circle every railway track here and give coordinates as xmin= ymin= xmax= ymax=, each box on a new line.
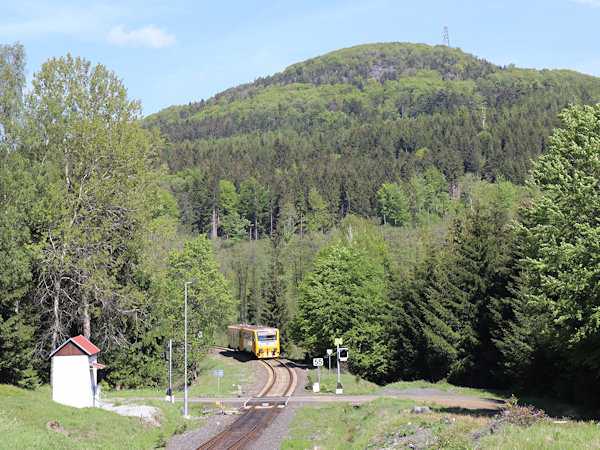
xmin=197 ymin=355 xmax=295 ymax=450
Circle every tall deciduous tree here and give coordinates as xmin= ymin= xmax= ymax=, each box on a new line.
xmin=23 ymin=55 xmax=162 ymax=352
xmin=377 ymin=182 xmax=410 ymax=226
xmin=218 ymin=179 xmax=249 ymax=240
xmin=165 ymin=235 xmax=233 ymax=380
xmin=293 ymin=218 xmax=393 ymax=382
xmin=239 ymin=177 xmax=269 ymax=240
xmin=515 ymin=103 xmax=600 ymax=400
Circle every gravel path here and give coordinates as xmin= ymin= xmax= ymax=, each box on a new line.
xmin=99 ymin=401 xmax=163 ymax=427
xmin=246 ymin=362 xmax=309 ymax=449
xmin=167 ymin=356 xmax=308 ymax=449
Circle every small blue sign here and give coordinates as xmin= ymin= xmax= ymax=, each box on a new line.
xmin=213 ymin=369 xmax=223 ymax=377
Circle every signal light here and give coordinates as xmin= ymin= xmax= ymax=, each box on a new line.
xmin=338 ymin=347 xmax=349 ymax=362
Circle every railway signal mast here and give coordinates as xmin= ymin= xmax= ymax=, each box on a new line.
xmin=334 ymin=338 xmax=347 ymax=394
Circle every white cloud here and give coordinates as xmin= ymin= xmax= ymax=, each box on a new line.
xmin=107 ymin=25 xmax=177 ymax=49
xmin=572 ymin=0 xmax=600 ymax=7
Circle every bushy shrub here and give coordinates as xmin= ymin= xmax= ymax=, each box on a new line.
xmin=502 ymin=395 xmax=547 ymax=427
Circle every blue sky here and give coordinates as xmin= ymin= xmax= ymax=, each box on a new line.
xmin=1 ymin=0 xmax=598 ymax=116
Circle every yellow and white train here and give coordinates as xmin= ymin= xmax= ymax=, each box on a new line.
xmin=227 ymin=324 xmax=280 ymax=358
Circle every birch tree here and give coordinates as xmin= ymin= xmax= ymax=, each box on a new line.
xmin=24 ymin=55 xmax=161 ymax=352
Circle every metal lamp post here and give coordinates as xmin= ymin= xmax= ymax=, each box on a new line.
xmin=184 ymin=279 xmax=199 ymax=418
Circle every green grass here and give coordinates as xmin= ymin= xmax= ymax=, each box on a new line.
xmin=282 ymin=396 xmax=600 ymax=449
xmin=382 ymin=379 xmax=505 ymax=400
xmin=106 ymin=351 xmax=257 ymax=400
xmin=0 ymin=384 xmax=199 ymax=449
xmin=283 ymin=397 xmax=489 ymax=449
xmin=187 ymin=352 xmax=256 ymax=398
xmin=480 ymin=421 xmax=600 ymax=448
xmin=306 ymin=369 xmax=381 ymax=395
xmin=305 ymin=369 xmax=503 ymax=400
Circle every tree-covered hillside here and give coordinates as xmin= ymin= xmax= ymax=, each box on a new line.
xmin=145 ymin=43 xmax=600 ymax=234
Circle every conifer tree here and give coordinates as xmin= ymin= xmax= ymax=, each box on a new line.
xmin=442 ymin=204 xmax=518 ymax=387
xmin=390 ymin=238 xmax=458 ymax=381
xmin=260 ymin=242 xmax=289 ymax=352
xmin=0 ymin=44 xmax=39 ymax=386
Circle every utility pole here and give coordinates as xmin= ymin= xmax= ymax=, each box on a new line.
xmin=165 ymin=339 xmax=174 ymax=403
xmin=184 ymin=279 xmax=199 ymax=418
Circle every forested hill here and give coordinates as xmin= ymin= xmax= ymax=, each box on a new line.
xmin=145 ymin=42 xmax=600 ymax=222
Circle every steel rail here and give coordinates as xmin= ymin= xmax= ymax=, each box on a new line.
xmin=197 ymin=356 xmax=293 ymax=449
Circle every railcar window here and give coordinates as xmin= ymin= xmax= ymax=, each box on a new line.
xmin=257 ymin=333 xmax=277 ymax=341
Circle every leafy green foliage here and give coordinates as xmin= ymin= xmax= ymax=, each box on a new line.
xmin=293 ymin=219 xmax=393 ymax=382
xmin=165 ymin=235 xmax=234 ymax=380
xmin=515 ymin=103 xmax=600 ymax=401
xmin=377 ymin=182 xmax=410 ymax=226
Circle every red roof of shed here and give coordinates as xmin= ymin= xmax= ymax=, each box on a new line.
xmin=49 ymin=335 xmax=100 ymax=358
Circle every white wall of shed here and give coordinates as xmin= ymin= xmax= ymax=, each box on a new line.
xmin=51 ymin=355 xmax=93 ymax=408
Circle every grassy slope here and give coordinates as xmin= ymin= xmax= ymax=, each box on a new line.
xmin=283 ymin=398 xmax=600 ymax=449
xmin=283 ymin=398 xmax=488 ymax=449
xmin=481 ymin=422 xmax=600 ymax=449
xmin=0 ymin=385 xmax=196 ymax=449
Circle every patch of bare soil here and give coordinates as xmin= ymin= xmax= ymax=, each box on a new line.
xmin=384 ymin=424 xmax=436 ymax=449
xmin=46 ymin=421 xmax=69 ymax=435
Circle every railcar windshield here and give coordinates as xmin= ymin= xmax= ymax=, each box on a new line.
xmin=256 ymin=331 xmax=277 ymax=346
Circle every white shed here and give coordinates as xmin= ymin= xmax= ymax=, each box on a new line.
xmin=50 ymin=335 xmax=105 ymax=408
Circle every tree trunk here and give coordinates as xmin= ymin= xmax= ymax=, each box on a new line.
xmin=52 ymin=288 xmax=60 ymax=350
xmin=211 ymin=207 xmax=218 ymax=239
xmin=82 ymin=297 xmax=91 ymax=339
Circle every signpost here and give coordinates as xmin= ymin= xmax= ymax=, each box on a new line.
xmin=326 ymin=349 xmax=333 ymax=378
xmin=334 ymin=338 xmax=343 ymax=394
xmin=214 ymin=369 xmax=223 ymax=412
xmin=313 ymin=357 xmax=323 ymax=389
